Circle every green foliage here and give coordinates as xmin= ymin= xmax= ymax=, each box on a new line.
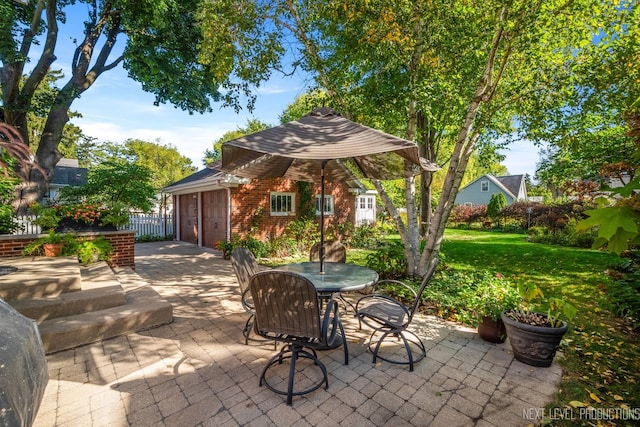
xmin=462 ymin=272 xmax=522 ymax=323
xmin=526 ymin=218 xmax=597 ymax=248
xmin=205 ymin=119 xmax=271 ymax=166
xmin=365 ymin=241 xmax=406 ymax=280
xmin=0 ymin=174 xmax=21 ymax=234
xmin=487 ymin=193 xmax=507 ymax=221
xmin=296 ymin=182 xmax=315 ymax=220
xmin=22 ymin=232 xmax=78 ymax=256
xmin=29 ymin=202 xmax=63 ymax=231
xmin=230 ymin=235 xmax=269 ymax=259
xmin=59 ymin=160 xmax=156 ymax=213
xmin=606 ymin=253 xmax=640 ymax=328
xmin=214 ymin=240 xmax=234 ymax=259
xmin=84 ymin=139 xmax=196 ymax=190
xmin=136 ymin=233 xmax=173 ymax=243
xmin=510 ymin=283 xmax=577 ymax=328
xmin=29 ymin=201 xmax=131 ymax=230
xmin=420 ymin=270 xmax=477 ymax=324
xmin=264 ymin=235 xmax=300 ymax=258
xmin=3 ymin=1 xmax=278 ymax=210
xmin=417 ymin=269 xmax=521 ymax=326
xmin=76 ymin=237 xmax=113 ymax=266
xmin=283 ymin=219 xmax=320 ymax=253
xmin=348 ymin=223 xmax=383 ymax=249
xmin=578 ymin=205 xmax=640 ymax=255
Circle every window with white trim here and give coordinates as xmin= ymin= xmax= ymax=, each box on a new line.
xmin=480 ymin=181 xmax=489 ymax=192
xmin=270 ymin=192 xmax=295 ymax=216
xmin=315 ymin=195 xmax=334 ymax=216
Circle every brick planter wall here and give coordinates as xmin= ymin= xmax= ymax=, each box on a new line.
xmin=0 ymin=230 xmax=136 ymax=269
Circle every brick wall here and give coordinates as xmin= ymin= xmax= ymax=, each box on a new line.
xmin=229 ymin=178 xmax=356 ymax=240
xmin=0 ymin=231 xmax=136 ymax=269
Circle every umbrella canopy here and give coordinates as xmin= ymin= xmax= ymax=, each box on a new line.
xmin=222 ymin=108 xmax=438 ymax=183
xmin=220 ymin=108 xmax=439 ymax=272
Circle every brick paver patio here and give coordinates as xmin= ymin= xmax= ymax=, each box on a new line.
xmin=33 ymin=241 xmax=562 ymax=426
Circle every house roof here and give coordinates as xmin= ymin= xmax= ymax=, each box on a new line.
xmin=163 ymin=163 xmax=224 ymax=190
xmin=162 ymin=160 xmax=367 ymax=194
xmin=50 ymin=160 xmax=87 ymax=187
xmin=496 ymin=175 xmax=525 ymax=197
xmin=459 ymin=174 xmax=521 ymax=199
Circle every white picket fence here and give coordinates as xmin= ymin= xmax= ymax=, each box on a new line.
xmin=13 ymin=213 xmax=173 ymax=238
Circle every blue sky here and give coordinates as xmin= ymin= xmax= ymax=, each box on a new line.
xmin=34 ymin=5 xmax=542 ymax=176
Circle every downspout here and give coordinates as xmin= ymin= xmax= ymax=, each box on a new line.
xmin=197 ymin=192 xmax=202 ymax=247
xmin=226 ymin=187 xmax=231 ymax=241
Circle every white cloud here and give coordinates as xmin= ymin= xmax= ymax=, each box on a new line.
xmin=73 ymin=118 xmax=235 ymax=168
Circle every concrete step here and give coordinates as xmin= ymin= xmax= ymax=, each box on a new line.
xmin=9 ymin=285 xmax=127 ymax=323
xmin=38 ymin=267 xmax=173 ymax=354
xmin=0 ymin=257 xmax=82 ymax=301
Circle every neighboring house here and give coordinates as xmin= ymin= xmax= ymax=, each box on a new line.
xmin=42 ymin=158 xmax=88 ymax=203
xmin=455 ymin=174 xmax=528 ymax=206
xmin=162 ymin=162 xmax=370 ymax=249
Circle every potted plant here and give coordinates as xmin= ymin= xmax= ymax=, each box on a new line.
xmin=501 ymin=284 xmax=577 ymax=367
xmin=22 ymin=231 xmax=77 ymax=257
xmin=465 ymin=272 xmax=522 ymax=343
xmin=215 ymin=240 xmax=233 ymax=259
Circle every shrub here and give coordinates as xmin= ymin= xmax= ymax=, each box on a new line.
xmin=283 ymin=219 xmax=319 ymax=253
xmin=76 ymin=237 xmax=113 ymax=265
xmin=348 ymin=223 xmax=383 ymax=249
xmin=449 ymin=204 xmax=487 ymax=227
xmin=607 ymin=252 xmax=640 ymax=328
xmin=365 ymin=240 xmax=406 ymax=279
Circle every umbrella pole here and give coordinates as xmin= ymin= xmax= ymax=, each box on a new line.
xmin=320 ymin=162 xmax=326 ymax=274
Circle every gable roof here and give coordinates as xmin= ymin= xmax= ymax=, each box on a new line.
xmin=162 ymin=160 xmax=367 ymax=195
xmin=496 ymin=175 xmax=525 ymax=197
xmin=458 ymin=174 xmax=527 ymax=199
xmin=50 ymin=159 xmax=87 ymax=187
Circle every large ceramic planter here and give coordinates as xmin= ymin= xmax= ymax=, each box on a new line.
xmin=477 ymin=316 xmax=507 ymax=343
xmin=43 ymin=243 xmax=64 ymax=257
xmin=501 ymin=311 xmax=568 ymax=367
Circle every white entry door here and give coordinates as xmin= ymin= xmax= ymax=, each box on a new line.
xmin=355 ymin=194 xmax=376 ymax=225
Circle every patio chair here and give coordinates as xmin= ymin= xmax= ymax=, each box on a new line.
xmin=355 ymin=258 xmax=439 ymax=371
xmin=309 ymin=240 xmax=347 ymax=263
xmin=249 ymin=270 xmax=348 ymax=405
xmin=230 ymin=247 xmax=260 ymax=345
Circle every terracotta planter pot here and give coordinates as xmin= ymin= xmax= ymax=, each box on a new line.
xmin=477 ymin=316 xmax=507 ymax=343
xmin=501 ymin=311 xmax=568 ymax=367
xmin=43 ymin=243 xmax=64 ymax=257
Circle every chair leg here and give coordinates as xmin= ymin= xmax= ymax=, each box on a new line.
xmin=287 ymin=347 xmax=298 ymax=405
xmin=338 ymin=320 xmax=349 ymax=366
xmin=368 ymin=329 xmax=426 ymax=370
xmin=243 ymin=315 xmax=254 ymax=345
xmin=259 ymin=344 xmax=329 ymax=405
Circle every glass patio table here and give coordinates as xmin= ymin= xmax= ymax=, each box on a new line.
xmin=274 ymin=262 xmax=378 ymax=293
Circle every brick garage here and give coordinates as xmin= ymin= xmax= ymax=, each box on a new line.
xmin=163 ymin=164 xmax=362 ymax=249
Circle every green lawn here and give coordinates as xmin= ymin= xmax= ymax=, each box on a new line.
xmin=440 ymin=229 xmax=639 ymax=425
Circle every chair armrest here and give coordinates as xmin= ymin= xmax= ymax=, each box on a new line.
xmin=241 ymin=287 xmax=254 ymax=313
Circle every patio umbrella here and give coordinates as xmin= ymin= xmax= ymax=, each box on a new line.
xmin=221 ymin=108 xmax=439 ymax=273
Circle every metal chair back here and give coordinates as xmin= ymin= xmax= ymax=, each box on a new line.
xmin=309 ymin=240 xmax=347 ymax=263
